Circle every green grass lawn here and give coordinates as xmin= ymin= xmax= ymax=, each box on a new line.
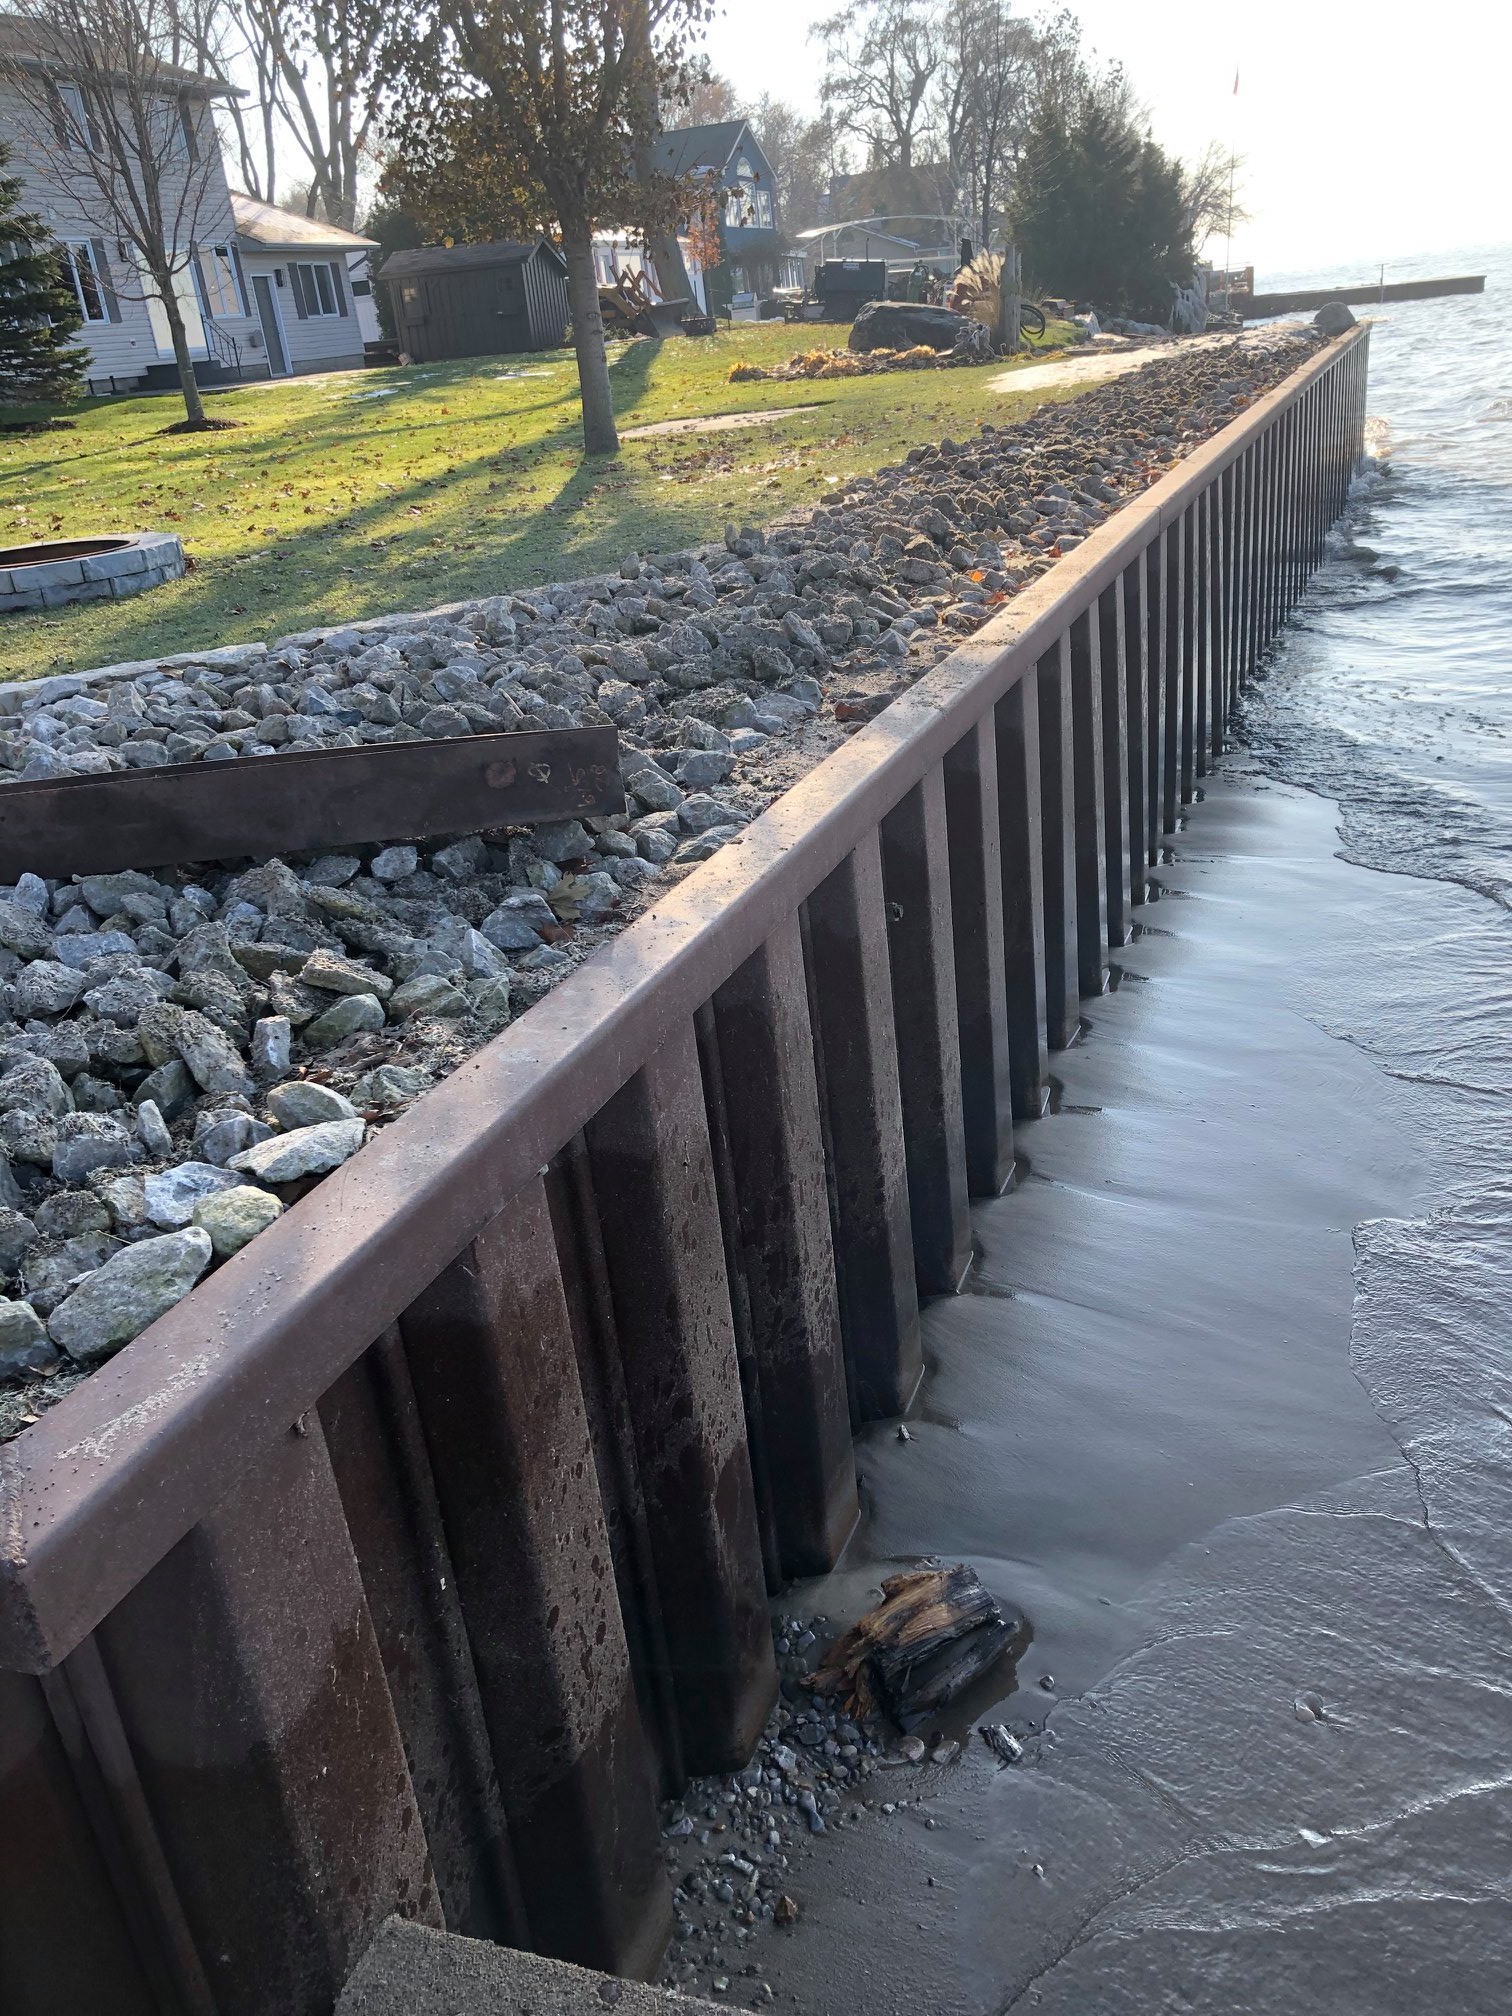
xmin=0 ymin=318 xmax=1081 ymax=684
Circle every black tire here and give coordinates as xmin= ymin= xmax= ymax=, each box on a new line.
xmin=1018 ymin=301 xmax=1047 ymax=340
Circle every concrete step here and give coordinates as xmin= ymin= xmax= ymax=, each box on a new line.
xmin=339 ymin=1920 xmax=731 ymax=2016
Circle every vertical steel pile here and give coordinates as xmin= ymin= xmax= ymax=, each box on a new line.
xmin=0 ymin=329 xmax=1369 ymax=2015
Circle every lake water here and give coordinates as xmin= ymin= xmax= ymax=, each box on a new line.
xmin=1249 ymin=243 xmax=1512 ymax=908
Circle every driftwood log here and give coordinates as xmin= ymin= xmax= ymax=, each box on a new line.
xmin=804 ymin=1564 xmax=1022 ymax=1725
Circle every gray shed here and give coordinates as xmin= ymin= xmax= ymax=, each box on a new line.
xmin=378 ymin=239 xmax=570 ymax=361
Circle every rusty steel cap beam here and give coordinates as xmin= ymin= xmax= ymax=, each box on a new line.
xmin=0 ymin=327 xmax=1369 ymax=1675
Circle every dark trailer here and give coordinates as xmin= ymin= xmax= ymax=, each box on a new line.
xmin=378 ymin=239 xmax=569 ymax=362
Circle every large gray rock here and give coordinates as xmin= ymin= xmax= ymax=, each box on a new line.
xmin=1313 ymin=301 xmax=1357 ymax=337
xmin=848 ymin=300 xmax=977 ymax=354
xmin=229 ymin=1116 xmax=365 ymax=1183
xmin=47 ymin=1228 xmax=213 ymax=1365
xmin=338 ymin=1918 xmax=729 ymax=2016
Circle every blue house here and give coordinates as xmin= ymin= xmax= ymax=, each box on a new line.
xmin=650 ymin=120 xmax=799 ymax=315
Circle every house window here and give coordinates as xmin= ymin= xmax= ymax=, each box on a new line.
xmin=196 ymin=243 xmax=243 ymax=318
xmin=62 ymin=240 xmax=107 ymax=321
xmin=55 ymin=83 xmax=95 ymax=152
xmin=724 ymin=154 xmax=771 ymax=231
xmin=291 ymin=261 xmax=343 ymax=316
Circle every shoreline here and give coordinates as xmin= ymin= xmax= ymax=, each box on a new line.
xmin=655 ymin=758 xmax=1505 ymax=2012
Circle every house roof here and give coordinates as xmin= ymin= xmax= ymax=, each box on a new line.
xmin=0 ymin=12 xmax=237 ymax=97
xmin=795 ymin=222 xmax=924 ymax=253
xmin=651 ymin=120 xmax=753 ymax=181
xmin=231 ymin=192 xmax=376 ymax=253
xmin=376 ymin=238 xmax=567 ymax=281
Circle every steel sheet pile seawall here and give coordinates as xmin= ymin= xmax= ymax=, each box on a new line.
xmin=0 ymin=328 xmax=1369 ymax=2016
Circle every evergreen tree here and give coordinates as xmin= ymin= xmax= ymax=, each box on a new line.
xmin=0 ymin=142 xmax=87 ymax=407
xmin=1010 ymin=71 xmax=1192 ymax=319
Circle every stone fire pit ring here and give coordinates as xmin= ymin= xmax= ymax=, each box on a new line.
xmin=0 ymin=532 xmax=186 ymax=613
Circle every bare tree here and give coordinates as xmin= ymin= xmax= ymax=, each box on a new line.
xmin=182 ymin=0 xmax=385 ymax=227
xmin=813 ymin=0 xmax=940 ymax=171
xmin=677 ymin=67 xmax=737 ymax=126
xmin=0 ymin=0 xmax=240 ymax=426
xmin=936 ymin=0 xmax=1037 ymax=246
xmin=1181 ymin=141 xmax=1247 ymax=253
xmin=738 ymin=94 xmax=842 ymax=237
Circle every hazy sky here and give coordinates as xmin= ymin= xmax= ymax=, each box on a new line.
xmin=701 ymin=0 xmax=1509 ymax=277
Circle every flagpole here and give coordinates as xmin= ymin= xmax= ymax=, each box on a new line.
xmin=1224 ymin=64 xmax=1239 ymax=296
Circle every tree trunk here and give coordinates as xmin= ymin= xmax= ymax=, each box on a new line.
xmin=561 ymin=223 xmax=619 ymax=458
xmin=154 ymin=264 xmax=207 ymax=428
xmin=648 ymin=225 xmax=694 ymax=307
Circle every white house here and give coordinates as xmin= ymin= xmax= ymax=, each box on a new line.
xmin=0 ymin=13 xmax=376 ymax=392
xmin=229 ymin=192 xmax=380 ymax=376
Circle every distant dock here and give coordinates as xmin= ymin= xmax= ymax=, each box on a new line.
xmin=1236 ymin=273 xmax=1486 ymax=319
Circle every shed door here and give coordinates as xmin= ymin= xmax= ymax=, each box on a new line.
xmin=401 ymin=272 xmax=530 ymax=360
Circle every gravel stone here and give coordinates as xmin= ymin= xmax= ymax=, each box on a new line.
xmin=390 ymin=974 xmax=469 ymax=1020
xmin=133 ymin=1059 xmax=195 ymax=1120
xmin=197 ymin=1112 xmax=274 ymax=1165
xmin=13 ymin=961 xmax=88 ymax=1018
xmin=0 ymin=1207 xmax=39 ymax=1274
xmin=144 ymin=1162 xmax=249 ymax=1229
xmin=0 ymin=1056 xmax=73 ymax=1118
xmin=176 ymin=1010 xmax=256 ymax=1096
xmin=135 ymin=1098 xmax=174 ymax=1157
xmin=34 ymin=1192 xmax=109 ymax=1239
xmin=533 ymin=819 xmax=594 ymax=863
xmin=0 ymin=899 xmax=52 ymax=959
xmin=192 ymin=1184 xmax=285 ymax=1257
xmin=305 ymin=992 xmax=386 ymax=1046
xmin=0 ymin=1299 xmax=57 ymax=1377
xmin=351 ymin=1063 xmax=432 ymax=1111
xmin=371 ymin=845 xmax=418 ymax=882
xmin=230 ymin=1116 xmax=365 ymax=1182
xmin=266 ymin=1081 xmax=358 ymax=1127
xmin=0 ymin=1110 xmax=56 ymax=1165
xmin=51 ymin=1112 xmax=133 ymax=1182
xmin=301 ymin=947 xmax=395 ymax=998
xmin=250 ymin=1015 xmax=293 ymax=1080
xmin=47 ymin=1228 xmax=213 ymax=1365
